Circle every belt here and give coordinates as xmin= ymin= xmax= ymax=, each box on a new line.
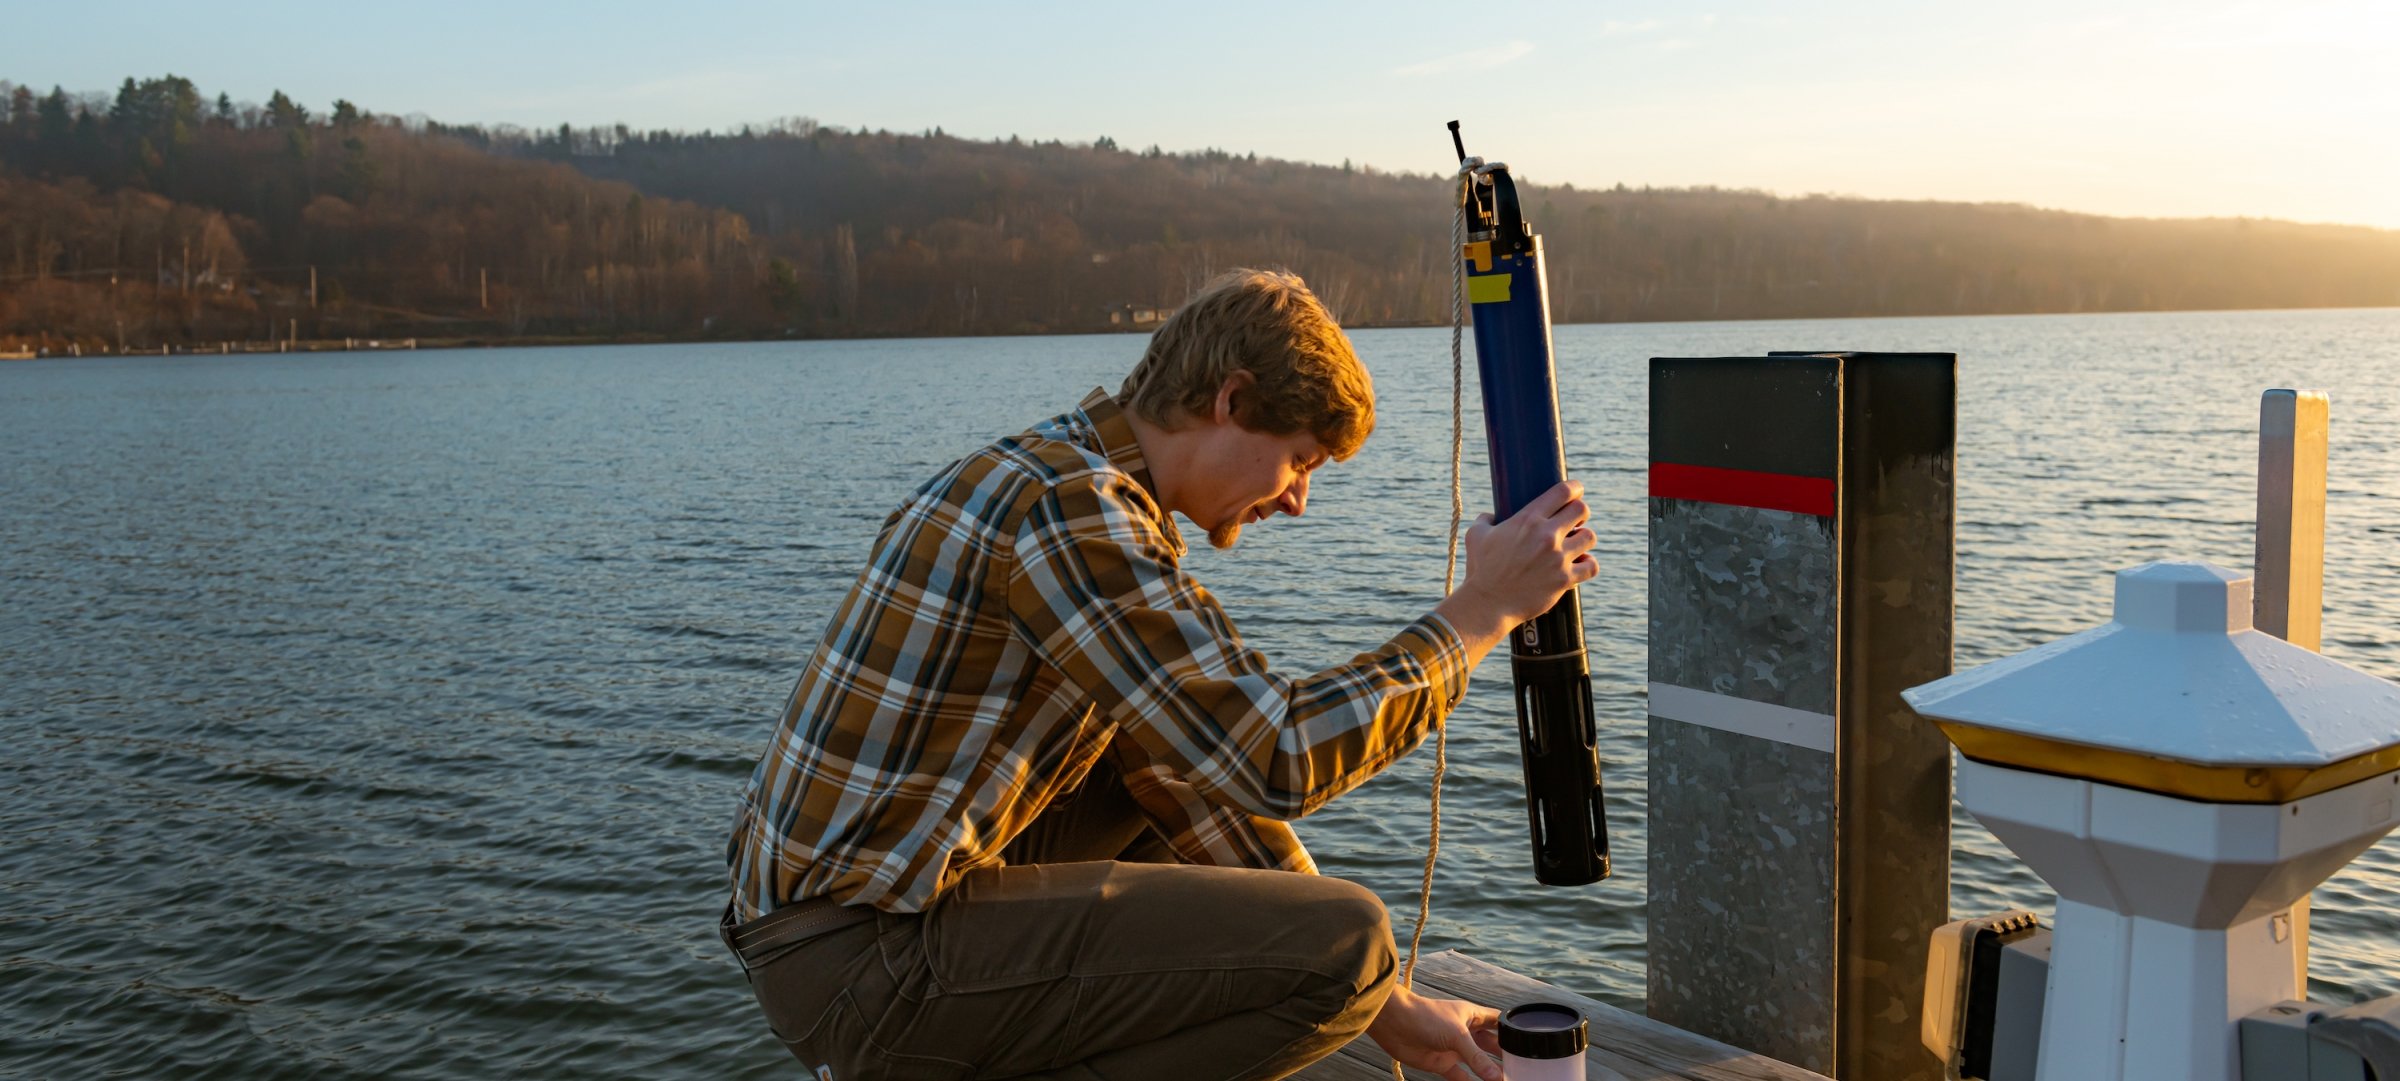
xmin=720 ymin=895 xmax=878 ymax=972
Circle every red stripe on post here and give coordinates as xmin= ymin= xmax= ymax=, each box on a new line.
xmin=1650 ymin=462 xmax=1836 ymax=517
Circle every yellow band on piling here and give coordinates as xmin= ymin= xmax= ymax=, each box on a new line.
xmin=1467 ymin=273 xmax=1512 ymax=305
xmin=1937 ymin=720 xmax=2400 ymax=804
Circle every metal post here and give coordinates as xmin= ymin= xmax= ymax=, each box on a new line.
xmin=1647 ymin=352 xmax=1955 ymax=1079
xmin=2254 ymin=388 xmax=2330 ymax=993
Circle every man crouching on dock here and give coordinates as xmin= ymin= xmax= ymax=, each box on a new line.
xmin=722 ymin=268 xmax=1598 ymax=1081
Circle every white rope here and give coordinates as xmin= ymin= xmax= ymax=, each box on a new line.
xmin=1392 ymin=169 xmax=1474 ymax=1081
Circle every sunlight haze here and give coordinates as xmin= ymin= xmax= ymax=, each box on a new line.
xmin=7 ymin=0 xmax=2396 ymax=227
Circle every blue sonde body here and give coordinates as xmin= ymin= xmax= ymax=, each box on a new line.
xmin=1458 ymin=149 xmax=1612 ymax=888
xmin=1467 ymin=234 xmax=1567 ymax=520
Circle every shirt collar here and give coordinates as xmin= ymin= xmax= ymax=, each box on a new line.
xmin=1077 ymin=387 xmax=1180 ymax=551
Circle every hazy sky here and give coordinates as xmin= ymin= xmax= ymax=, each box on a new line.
xmin=8 ymin=0 xmax=2396 ymax=227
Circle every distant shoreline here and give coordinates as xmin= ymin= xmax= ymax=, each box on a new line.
xmin=12 ymin=79 xmax=2399 ymax=361
xmin=10 ymin=302 xmax=2400 ymax=361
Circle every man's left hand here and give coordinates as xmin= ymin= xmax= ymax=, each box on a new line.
xmin=1364 ymin=983 xmax=1503 ymax=1081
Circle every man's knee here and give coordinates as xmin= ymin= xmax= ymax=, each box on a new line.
xmin=1259 ymin=874 xmax=1394 ymax=1058
xmin=1290 ymin=875 xmax=1396 ymax=996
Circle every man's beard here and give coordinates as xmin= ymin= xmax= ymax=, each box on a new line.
xmin=1206 ymin=519 xmax=1242 ymax=550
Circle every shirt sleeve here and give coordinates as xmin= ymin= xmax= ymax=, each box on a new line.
xmin=1108 ymin=735 xmax=1319 ymax=873
xmin=1005 ymin=466 xmax=1471 ymax=823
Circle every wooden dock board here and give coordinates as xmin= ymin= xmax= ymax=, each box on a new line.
xmin=1300 ymin=951 xmax=1832 ymax=1081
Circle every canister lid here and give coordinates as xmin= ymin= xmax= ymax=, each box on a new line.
xmin=1499 ymin=1002 xmax=1587 ymax=1059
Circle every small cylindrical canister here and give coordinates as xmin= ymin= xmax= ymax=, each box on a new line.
xmin=1498 ymin=1001 xmax=1587 ymax=1080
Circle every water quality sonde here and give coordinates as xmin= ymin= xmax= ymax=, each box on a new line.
xmin=1451 ymin=122 xmax=1612 ymax=888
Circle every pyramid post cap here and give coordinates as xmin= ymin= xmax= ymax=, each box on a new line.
xmin=1904 ymin=558 xmax=2400 ymax=781
xmin=2114 ymin=560 xmax=2252 ymax=634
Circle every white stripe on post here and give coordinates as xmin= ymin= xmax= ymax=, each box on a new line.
xmin=1648 ymin=682 xmax=1838 ymax=755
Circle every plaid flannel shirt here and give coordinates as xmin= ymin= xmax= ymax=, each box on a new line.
xmin=726 ymin=388 xmax=1470 ymax=918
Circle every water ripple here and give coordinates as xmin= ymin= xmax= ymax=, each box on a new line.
xmin=3 ymin=310 xmax=2397 ymax=1074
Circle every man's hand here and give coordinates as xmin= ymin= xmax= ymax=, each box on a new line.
xmin=1365 ymin=983 xmax=1504 ymax=1081
xmin=1435 ymin=479 xmax=1598 ymax=662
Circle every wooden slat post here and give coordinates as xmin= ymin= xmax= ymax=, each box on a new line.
xmin=2253 ymin=388 xmax=2330 ymax=992
xmin=1646 ymin=353 xmax=1954 ymax=1079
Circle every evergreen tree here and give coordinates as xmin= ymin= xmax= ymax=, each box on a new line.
xmin=266 ymin=90 xmax=307 ymax=129
xmin=338 ymin=136 xmax=377 ymax=199
xmin=7 ymin=85 xmax=34 ymax=138
xmin=108 ymin=78 xmax=141 ymax=128
xmin=37 ymin=87 xmax=71 ymax=147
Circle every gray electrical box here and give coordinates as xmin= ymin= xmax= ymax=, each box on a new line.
xmin=2235 ymin=997 xmax=2400 ymax=1081
xmin=1984 ymin=930 xmax=2047 ymax=1081
xmin=1921 ymin=911 xmax=2049 ymax=1081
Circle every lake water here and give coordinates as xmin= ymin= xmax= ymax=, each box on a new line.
xmin=4 ymin=308 xmax=2397 ymax=1078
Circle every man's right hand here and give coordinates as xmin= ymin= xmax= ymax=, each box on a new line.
xmin=1434 ymin=479 xmax=1598 ymax=664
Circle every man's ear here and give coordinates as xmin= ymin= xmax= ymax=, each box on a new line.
xmin=1212 ymin=370 xmax=1256 ymax=427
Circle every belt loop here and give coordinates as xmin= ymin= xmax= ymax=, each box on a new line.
xmin=720 ymin=895 xmax=876 ymax=972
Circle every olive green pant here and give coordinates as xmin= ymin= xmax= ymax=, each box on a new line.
xmin=740 ymin=768 xmax=1398 ymax=1080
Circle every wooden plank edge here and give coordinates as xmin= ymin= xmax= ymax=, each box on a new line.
xmin=1403 ymin=950 xmax=1831 ymax=1081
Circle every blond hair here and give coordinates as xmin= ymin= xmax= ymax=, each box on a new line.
xmin=1117 ymin=269 xmax=1375 ymax=461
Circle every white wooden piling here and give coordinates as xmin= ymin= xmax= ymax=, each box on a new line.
xmin=2253 ymin=388 xmax=2330 ymax=992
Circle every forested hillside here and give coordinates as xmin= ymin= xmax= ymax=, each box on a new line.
xmin=5 ymin=74 xmax=2399 ymax=352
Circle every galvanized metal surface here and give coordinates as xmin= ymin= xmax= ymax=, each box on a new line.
xmin=1646 ymin=353 xmax=1954 ymax=1080
xmin=1646 ymin=357 xmax=1844 ymax=1074
xmin=1647 ymin=500 xmax=1839 ymax=713
xmin=1831 ymin=353 xmax=1957 ymax=1081
xmin=1645 ymin=715 xmax=1838 ymax=1066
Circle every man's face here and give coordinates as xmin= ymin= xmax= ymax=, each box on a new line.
xmin=1187 ymin=423 xmax=1328 ymax=550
